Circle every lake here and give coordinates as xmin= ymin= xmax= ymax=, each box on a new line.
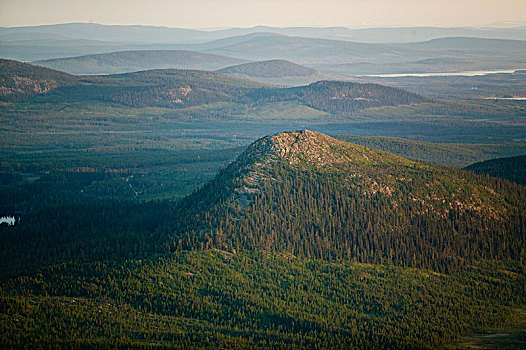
xmin=0 ymin=216 xmax=16 ymax=226
xmin=361 ymin=69 xmax=523 ymax=78
xmin=482 ymin=97 xmax=526 ymax=100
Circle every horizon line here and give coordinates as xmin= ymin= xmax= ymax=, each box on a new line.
xmin=2 ymin=21 xmax=526 ymax=30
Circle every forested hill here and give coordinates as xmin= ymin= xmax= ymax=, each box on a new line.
xmin=335 ymin=135 xmax=526 ymax=168
xmin=0 ymin=59 xmax=78 ymax=101
xmin=1 ymin=60 xmax=428 ymax=111
xmin=79 ymin=68 xmax=265 ymax=108
xmin=60 ymin=75 xmax=428 ymax=111
xmin=217 ymin=59 xmax=317 ymax=77
xmin=33 ymin=50 xmax=248 ymax=75
xmin=1 ymin=130 xmax=525 ymax=348
xmin=248 ymin=80 xmax=428 ymax=114
xmin=0 ymin=62 xmax=265 ymax=107
xmin=167 ymin=130 xmax=525 ymax=272
xmin=465 ymin=155 xmax=526 ymax=185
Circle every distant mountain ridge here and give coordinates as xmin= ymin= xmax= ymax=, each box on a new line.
xmin=193 ymin=33 xmax=412 ymax=65
xmin=33 ymin=50 xmax=248 ymax=75
xmin=2 ymin=23 xmax=526 ymax=45
xmin=2 ymin=23 xmax=525 ymax=76
xmin=400 ymin=36 xmax=526 ymax=49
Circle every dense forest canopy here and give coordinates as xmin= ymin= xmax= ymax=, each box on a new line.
xmin=218 ymin=59 xmax=317 ymax=78
xmin=465 ymin=154 xmax=526 ymax=185
xmin=1 ymin=131 xmax=525 ymax=348
xmin=164 ymin=130 xmax=526 ymax=272
xmin=335 ymin=135 xmax=526 ymax=168
xmin=0 ymin=59 xmax=78 ymax=101
xmin=0 ymin=60 xmax=427 ymax=113
xmin=34 ymin=49 xmax=248 ymax=75
xmin=1 ymin=51 xmax=525 ymax=349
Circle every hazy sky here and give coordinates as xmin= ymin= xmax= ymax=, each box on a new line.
xmin=1 ymin=0 xmax=526 ymax=28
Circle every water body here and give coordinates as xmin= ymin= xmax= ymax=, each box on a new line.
xmin=361 ymin=69 xmax=521 ymax=78
xmin=486 ymin=97 xmax=526 ymax=100
xmin=0 ymin=216 xmax=16 ymax=226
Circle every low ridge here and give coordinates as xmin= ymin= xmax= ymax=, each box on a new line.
xmin=218 ymin=59 xmax=317 ymax=78
xmin=465 ymin=154 xmax=526 ymax=185
xmin=33 ymin=50 xmax=248 ymax=75
xmin=0 ymin=59 xmax=78 ymax=101
xmin=247 ymin=81 xmax=428 ymax=114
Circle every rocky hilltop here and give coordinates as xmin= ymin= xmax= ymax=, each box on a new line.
xmin=238 ymin=129 xmax=371 ymax=167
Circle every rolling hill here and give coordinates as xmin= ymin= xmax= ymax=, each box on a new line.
xmin=1 ymin=60 xmax=428 ymax=112
xmin=465 ymin=154 xmax=526 ymax=185
xmin=400 ymin=36 xmax=526 ymax=52
xmin=217 ymin=59 xmax=317 ymax=78
xmin=247 ymin=80 xmax=427 ymax=114
xmin=0 ymin=23 xmax=210 ymax=44
xmin=79 ymin=74 xmax=427 ymax=111
xmin=339 ymin=25 xmax=526 ymax=43
xmin=185 ymin=34 xmax=526 ymax=74
xmin=194 ymin=33 xmax=414 ymax=65
xmin=33 ymin=50 xmax=248 ymax=75
xmin=0 ymin=60 xmax=263 ymax=105
xmin=0 ymin=59 xmax=78 ymax=101
xmin=216 ymin=59 xmax=335 ymax=86
xmin=335 ymin=135 xmax=526 ymax=168
xmin=80 ymin=68 xmax=265 ymax=108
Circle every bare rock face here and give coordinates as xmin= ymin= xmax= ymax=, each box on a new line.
xmin=237 ymin=129 xmax=383 ymax=169
xmin=262 ymin=129 xmax=373 ymax=167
